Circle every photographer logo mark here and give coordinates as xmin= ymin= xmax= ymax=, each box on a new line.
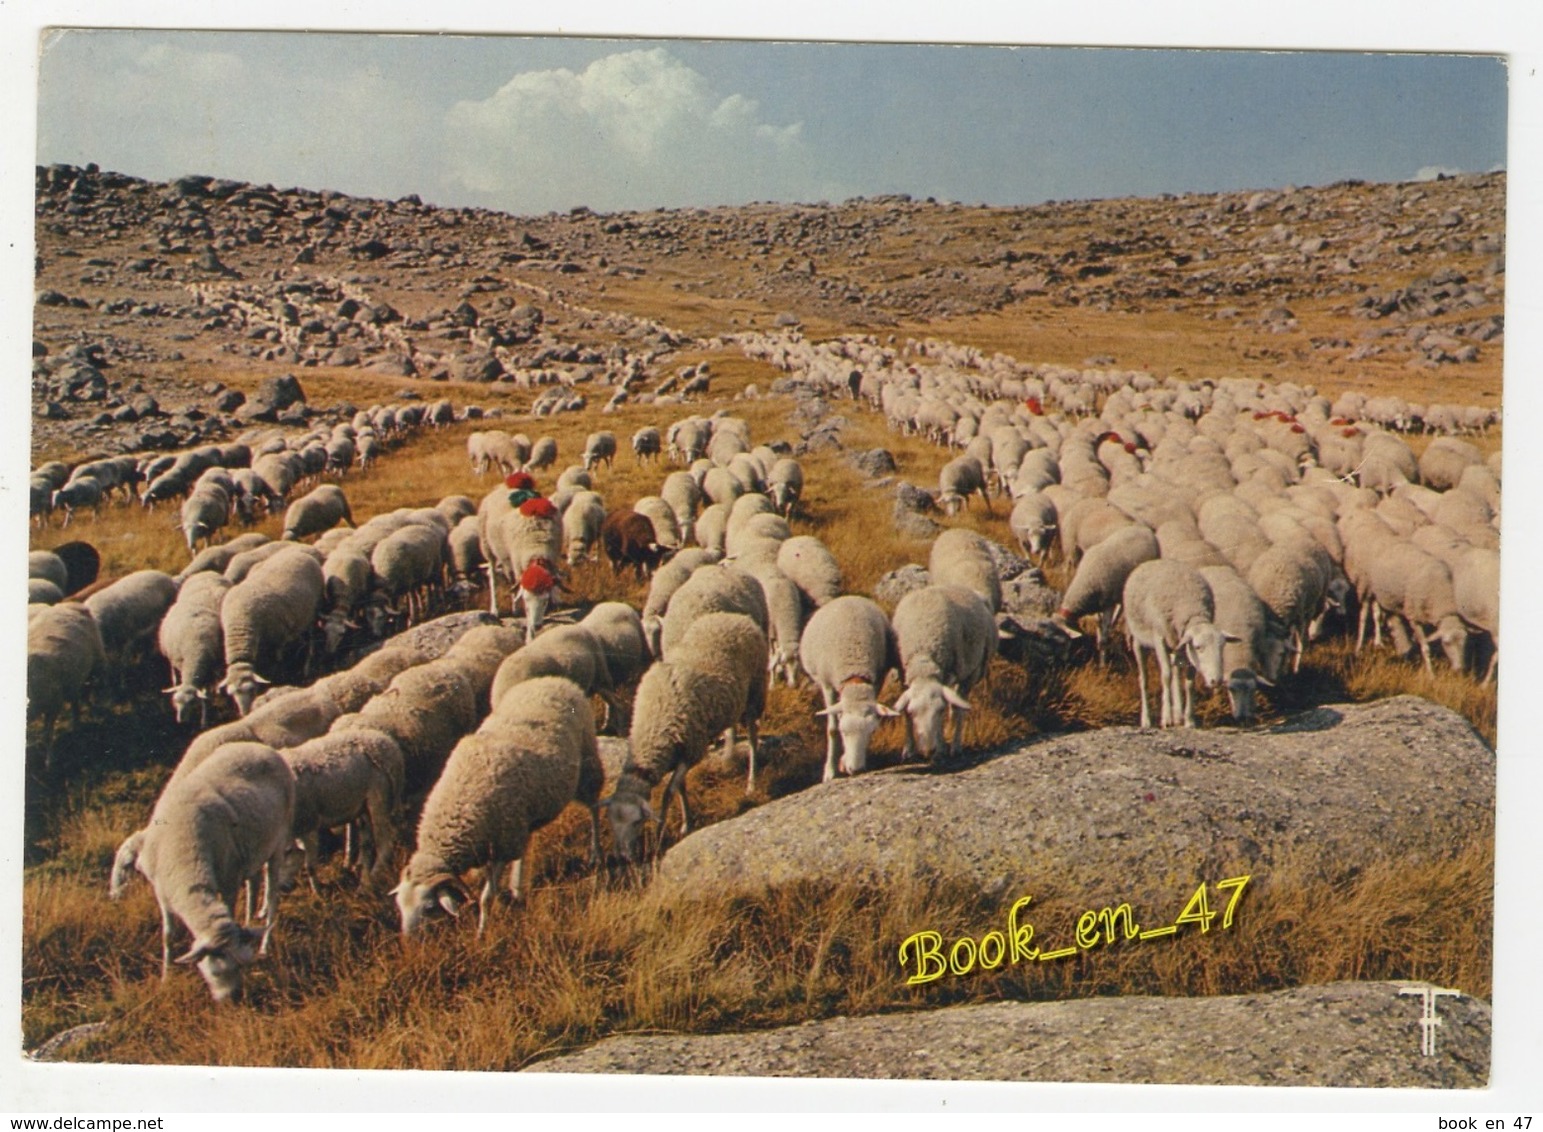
xmin=1398 ymin=984 xmax=1461 ymax=1056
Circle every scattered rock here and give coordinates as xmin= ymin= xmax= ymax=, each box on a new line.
xmin=872 ymin=564 xmax=930 ymax=607
xmin=846 ymin=448 xmax=897 ymax=478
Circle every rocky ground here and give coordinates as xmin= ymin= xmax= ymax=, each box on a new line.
xmin=31 ymin=164 xmax=1504 ymax=462
xmin=530 ymin=980 xmax=1490 ymax=1086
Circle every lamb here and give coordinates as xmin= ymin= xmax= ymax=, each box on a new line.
xmin=583 ymin=430 xmax=618 ymax=472
xmin=219 ymin=546 xmax=326 ymax=715
xmin=937 ymin=455 xmax=990 ymax=516
xmin=890 ymin=585 xmax=998 ymax=761
xmin=798 ymin=594 xmax=902 ymax=783
xmin=767 ymin=458 xmax=804 ymax=519
xmin=27 ymin=602 xmax=106 ymax=768
xmin=282 ymin=729 xmax=405 ymax=891
xmin=776 ymin=535 xmax=843 ymax=609
xmin=658 ymin=564 xmax=769 ymax=660
xmin=132 ymin=741 xmax=295 ymax=1001
xmin=605 ymin=614 xmax=768 ymax=862
xmin=632 ymin=426 xmax=662 ymax=465
xmin=394 ymin=676 xmax=603 ymax=936
xmin=282 ymin=484 xmax=354 ymax=542
xmin=752 ymin=566 xmax=807 ymax=688
xmin=158 ymin=571 xmax=231 ymax=727
xmin=1122 ymin=559 xmax=1234 ymax=729
xmin=928 ymin=528 xmax=1003 ymax=614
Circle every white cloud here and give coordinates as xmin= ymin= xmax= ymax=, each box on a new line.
xmin=1413 ymin=164 xmax=1465 ymax=181
xmin=443 ymin=48 xmax=812 ymax=212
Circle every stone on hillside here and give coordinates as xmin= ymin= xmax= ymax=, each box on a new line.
xmin=847 ymin=448 xmax=897 ymax=478
xmin=450 ymin=352 xmax=504 ymax=383
xmin=872 ymin=564 xmax=930 ymax=607
xmin=656 ymin=697 xmax=1493 ymax=913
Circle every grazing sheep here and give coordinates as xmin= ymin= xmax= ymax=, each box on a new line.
xmin=1454 ymin=547 xmax=1499 ymax=682
xmin=83 ymin=569 xmax=179 ymax=683
xmin=226 ymin=540 xmax=322 ymax=585
xmin=438 ymin=624 xmax=526 ymax=701
xmin=219 ymin=547 xmax=326 ymax=716
xmin=159 ymin=572 xmax=231 ymax=727
xmin=751 ymin=567 xmax=807 ymax=688
xmin=580 ymin=601 xmax=653 ymax=701
xmin=601 ymin=508 xmax=668 ymax=579
xmin=693 ymin=503 xmax=729 ymax=553
xmin=634 ymin=495 xmax=684 ymax=550
xmin=342 ymin=658 xmax=479 ymax=799
xmin=282 ymin=729 xmax=405 ymax=891
xmin=489 ymin=623 xmax=614 ymax=712
xmin=776 ymin=535 xmax=843 ymax=610
xmin=1055 ymin=525 xmax=1159 ymax=653
xmin=180 ymin=484 xmax=231 ymax=552
xmin=394 ymin=676 xmax=603 ymax=936
xmin=583 ymin=430 xmax=618 ymax=472
xmin=938 ymin=455 xmax=990 ymax=516
xmin=282 ymin=484 xmax=354 ymax=542
xmin=659 ymin=564 xmax=770 ymax=660
xmin=523 ymin=436 xmax=558 ymax=474
xmin=29 ymin=550 xmax=69 ymax=593
xmin=1246 ymin=542 xmax=1333 ymax=671
xmin=52 ymin=477 xmax=105 ymax=525
xmin=660 ymin=471 xmax=704 ymax=544
xmin=27 ymin=603 xmax=106 ymax=767
xmin=1198 ymin=564 xmax=1288 ymax=724
xmin=1122 ymin=560 xmax=1233 ymax=729
xmin=561 ymin=490 xmax=607 ymax=566
xmin=766 ymin=458 xmax=804 ymax=519
xmin=928 ymin=528 xmax=1003 ymax=614
xmin=632 ymin=426 xmax=662 ymax=465
xmin=177 ymin=532 xmax=270 ymax=583
xmin=890 ymin=585 xmax=997 ymax=762
xmin=133 ymin=741 xmax=295 ymax=1001
xmin=28 ymin=578 xmax=63 ymax=605
xmin=369 ymin=523 xmax=446 ymax=630
xmin=1009 ymin=492 xmax=1059 ymax=564
xmin=1363 ymin=542 xmax=1470 ymax=675
xmin=798 ymin=594 xmax=902 ymax=783
xmin=606 ymin=614 xmax=768 ymax=862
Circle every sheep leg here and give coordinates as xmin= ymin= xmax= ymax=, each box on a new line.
xmin=818 ymin=684 xmax=841 ymax=783
xmin=303 ymin=833 xmax=321 ymax=896
xmin=508 ymin=857 xmax=526 ymax=903
xmin=662 ymin=761 xmax=693 ymax=836
xmin=1177 ymin=660 xmax=1196 ymax=729
xmin=745 ymin=716 xmax=760 ymax=794
xmin=158 ymin=896 xmax=174 ymax=981
xmin=722 ymin=724 xmax=737 ymax=764
xmin=1356 ymin=597 xmax=1370 ymax=652
xmin=485 ymin=563 xmax=499 ymax=616
xmin=1132 ymin=639 xmax=1152 ymax=730
xmin=1153 ymin=644 xmax=1174 ymax=728
xmin=1372 ymin=602 xmax=1384 ymax=649
xmin=1416 ymin=628 xmax=1435 ymax=678
xmin=478 ymin=863 xmax=505 ymax=936
xmin=259 ymin=851 xmax=283 ymax=956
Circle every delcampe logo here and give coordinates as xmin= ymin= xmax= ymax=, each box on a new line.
xmin=1399 ymin=984 xmax=1463 ymax=1057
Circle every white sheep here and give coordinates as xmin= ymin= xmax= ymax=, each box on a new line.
xmin=767 ymin=458 xmax=804 ymax=519
xmin=1009 ymin=491 xmax=1058 ymax=564
xmin=489 ymin=623 xmax=615 ymax=714
xmin=660 ymin=471 xmax=704 ymax=544
xmin=27 ymin=602 xmax=106 ymax=768
xmin=1122 ymin=559 xmax=1234 ymax=729
xmin=369 ymin=522 xmax=446 ymax=629
xmin=282 ymin=728 xmax=405 ymax=892
xmin=928 ymin=528 xmax=1003 ymax=614
xmin=658 ymin=564 xmax=770 ymax=660
xmin=132 ymin=740 xmax=295 ymax=1001
xmin=1198 ymin=564 xmax=1289 ymax=724
xmin=798 ymin=594 xmax=902 ymax=783
xmin=282 ymin=484 xmax=354 ymax=542
xmin=219 ymin=546 xmax=326 ymax=715
xmin=632 ymin=426 xmax=662 ymax=465
xmin=341 ymin=658 xmax=479 ymax=800
xmin=937 ymin=455 xmax=990 ymax=516
xmin=319 ymin=545 xmax=371 ymax=655
xmin=633 ymin=495 xmax=684 ymax=550
xmin=394 ymin=676 xmax=603 ymax=936
xmin=583 ymin=431 xmax=618 ymax=473
xmin=693 ymin=503 xmax=730 ymax=553
xmin=180 ymin=483 xmax=231 ymax=552
xmin=605 ymin=613 xmax=768 ymax=862
xmin=1055 ymin=525 xmax=1159 ymax=654
xmin=776 ymin=535 xmax=843 ymax=609
xmin=562 ymin=490 xmax=607 ymax=565
xmin=523 ymin=436 xmax=558 ymax=474
xmin=158 ymin=571 xmax=231 ymax=727
xmin=890 ymin=584 xmax=998 ymax=761
xmin=83 ymin=570 xmax=179 ymax=678
xmin=1454 ymin=547 xmax=1499 ymax=682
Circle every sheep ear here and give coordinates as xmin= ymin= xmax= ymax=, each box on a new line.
xmin=814 ymin=706 xmax=835 ymax=719
xmin=1256 ymin=674 xmax=1276 ymax=689
xmin=176 ymin=939 xmax=214 ymax=966
xmin=892 ymin=690 xmax=912 ymax=714
xmin=1222 ymin=632 xmax=1243 ymax=644
xmin=438 ymin=890 xmax=463 ymax=917
xmin=162 ymin=685 xmax=179 ymax=694
xmin=942 ymin=686 xmax=972 ymax=711
xmin=875 ymin=703 xmax=902 ymax=719
xmin=253 ymin=673 xmax=273 ymax=687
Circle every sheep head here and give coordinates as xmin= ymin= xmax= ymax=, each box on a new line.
xmin=892 ymin=678 xmax=970 ymax=761
xmin=819 ymin=682 xmax=899 ymax=775
xmin=220 ymin=662 xmax=270 ymax=717
xmin=1180 ymin=622 xmax=1236 ymax=689
xmin=177 ymin=921 xmax=262 ymax=1002
xmin=600 ymin=792 xmax=656 ymax=865
xmin=392 ymin=871 xmax=472 ymax=939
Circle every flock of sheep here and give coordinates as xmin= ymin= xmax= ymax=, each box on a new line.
xmin=26 ymin=330 xmax=1502 ymax=1005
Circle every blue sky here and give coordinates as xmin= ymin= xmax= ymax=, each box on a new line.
xmin=34 ymin=31 xmax=1507 ymax=214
